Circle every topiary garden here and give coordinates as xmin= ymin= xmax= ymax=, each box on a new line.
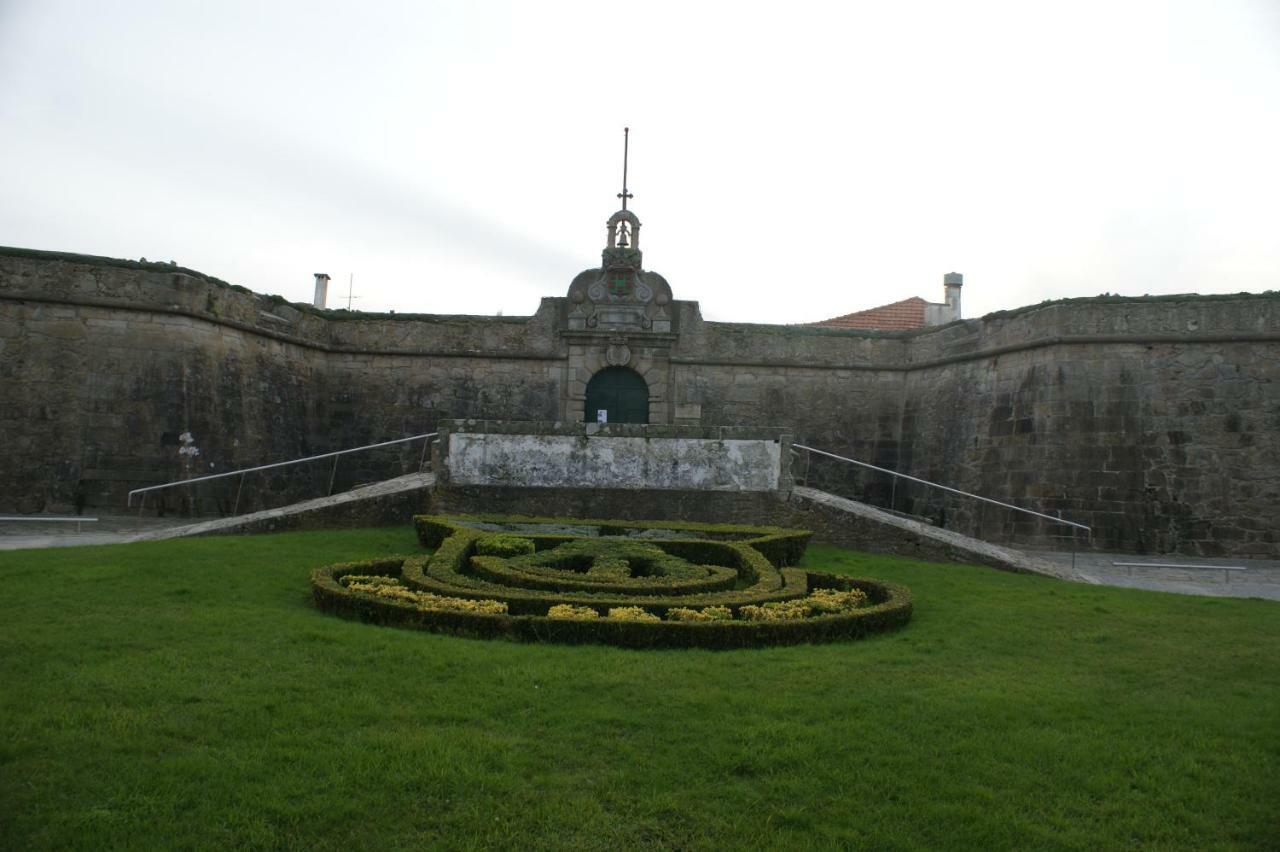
xmin=310 ymin=514 xmax=912 ymax=648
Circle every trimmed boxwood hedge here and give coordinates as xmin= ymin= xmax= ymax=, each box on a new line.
xmin=307 ymin=514 xmax=912 ymax=648
xmin=468 ymin=545 xmax=740 ymax=596
xmin=413 ymin=514 xmax=812 ymax=567
xmin=474 ymin=534 xmax=536 ymax=557
xmin=310 ymin=557 xmax=913 ymax=649
xmin=400 ymin=533 xmax=810 ymax=616
xmin=500 ymin=538 xmax=709 ymax=579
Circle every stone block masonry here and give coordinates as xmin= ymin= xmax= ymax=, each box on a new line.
xmin=1 ymin=245 xmax=1276 ymax=558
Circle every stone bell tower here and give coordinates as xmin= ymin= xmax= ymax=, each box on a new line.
xmin=561 ymin=128 xmax=677 ymax=424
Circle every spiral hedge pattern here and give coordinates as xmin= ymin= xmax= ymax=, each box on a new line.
xmin=309 ymin=515 xmax=913 ymax=649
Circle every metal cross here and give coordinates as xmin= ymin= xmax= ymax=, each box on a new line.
xmin=617 ymin=127 xmax=633 ymax=210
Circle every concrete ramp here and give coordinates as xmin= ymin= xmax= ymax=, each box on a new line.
xmin=787 ymin=486 xmax=1076 ymax=579
xmin=130 ymin=472 xmax=435 ymax=542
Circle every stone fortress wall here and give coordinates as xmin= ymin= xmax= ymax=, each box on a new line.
xmin=1 ymin=245 xmax=1276 ymax=557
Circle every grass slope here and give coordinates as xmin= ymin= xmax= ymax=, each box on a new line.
xmin=0 ymin=530 xmax=1276 ymax=850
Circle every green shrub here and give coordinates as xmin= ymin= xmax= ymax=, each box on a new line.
xmin=580 ymin=539 xmax=700 ymax=578
xmin=469 ymin=552 xmax=739 ymax=596
xmin=413 ymin=516 xmax=457 ymax=549
xmin=475 ymin=534 xmax=536 ymax=558
xmin=413 ymin=514 xmax=812 ymax=567
xmin=403 ymin=539 xmax=809 ymax=616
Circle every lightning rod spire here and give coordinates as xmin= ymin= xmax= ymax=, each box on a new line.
xmin=617 ymin=127 xmax=633 ymax=211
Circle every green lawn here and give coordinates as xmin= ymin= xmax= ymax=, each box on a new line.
xmin=1 ymin=529 xmax=1276 ymax=850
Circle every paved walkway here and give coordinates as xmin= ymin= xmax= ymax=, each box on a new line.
xmin=0 ymin=514 xmax=190 ymax=550
xmin=1029 ymin=548 xmax=1280 ymax=601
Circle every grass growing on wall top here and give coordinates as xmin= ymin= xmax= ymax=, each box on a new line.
xmin=0 ymin=531 xmax=1276 ymax=849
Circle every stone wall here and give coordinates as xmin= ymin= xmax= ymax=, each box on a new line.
xmin=0 ymin=248 xmax=561 ymax=513
xmin=897 ymin=333 xmax=1278 ymax=556
xmin=2 ymin=246 xmax=1276 ymax=557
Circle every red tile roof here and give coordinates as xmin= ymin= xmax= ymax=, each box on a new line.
xmin=811 ymin=296 xmax=929 ymax=331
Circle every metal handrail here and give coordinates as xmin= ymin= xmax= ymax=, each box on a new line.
xmin=791 ymin=443 xmax=1091 ymax=535
xmin=127 ymin=432 xmax=438 ymax=511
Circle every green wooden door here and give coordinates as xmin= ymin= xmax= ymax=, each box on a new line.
xmin=584 ymin=367 xmax=649 ymax=424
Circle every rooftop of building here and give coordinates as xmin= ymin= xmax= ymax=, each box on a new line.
xmin=811 ymin=296 xmax=931 ymax=331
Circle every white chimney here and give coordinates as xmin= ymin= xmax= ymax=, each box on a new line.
xmin=313 ymin=273 xmax=330 ymax=309
xmin=943 ymin=272 xmax=963 ymax=321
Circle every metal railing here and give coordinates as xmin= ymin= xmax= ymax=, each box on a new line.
xmin=127 ymin=432 xmax=437 ymax=516
xmin=791 ymin=443 xmax=1091 ymax=566
xmin=0 ymin=516 xmax=98 ymax=533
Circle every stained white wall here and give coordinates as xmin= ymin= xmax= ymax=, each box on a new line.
xmin=447 ymin=433 xmax=781 ymax=491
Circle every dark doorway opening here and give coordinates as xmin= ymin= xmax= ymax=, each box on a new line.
xmin=584 ymin=367 xmax=649 ymax=424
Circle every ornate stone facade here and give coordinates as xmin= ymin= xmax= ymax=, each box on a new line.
xmin=562 ymin=206 xmax=676 ymax=423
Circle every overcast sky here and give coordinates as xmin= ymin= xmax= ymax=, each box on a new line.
xmin=1 ymin=1 xmax=1277 ymax=323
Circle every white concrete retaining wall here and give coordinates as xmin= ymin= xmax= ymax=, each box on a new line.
xmin=446 ymin=432 xmax=782 ymax=491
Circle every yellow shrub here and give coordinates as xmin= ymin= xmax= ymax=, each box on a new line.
xmin=666 ymin=605 xmax=734 ymax=622
xmin=346 ymin=581 xmax=420 ymax=604
xmin=416 ymin=594 xmax=507 ymax=615
xmin=340 ymin=575 xmax=400 ymax=588
xmin=606 ymin=606 xmax=661 ymax=622
xmin=740 ymin=588 xmax=870 ymax=621
xmin=547 ymin=604 xmax=600 ymax=619
xmin=807 ymin=587 xmax=869 ymax=613
xmin=739 ymin=600 xmax=811 ymax=621
xmin=345 ymin=578 xmax=505 ymax=614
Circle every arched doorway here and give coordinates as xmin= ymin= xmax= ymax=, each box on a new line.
xmin=584 ymin=367 xmax=649 ymax=424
